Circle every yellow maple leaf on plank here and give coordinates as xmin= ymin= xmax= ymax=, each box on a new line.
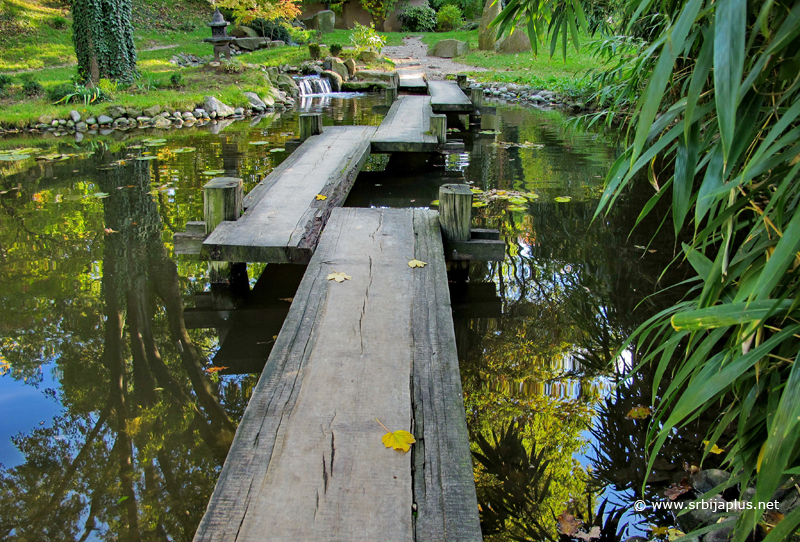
xmin=326 ymin=271 xmax=351 ymax=282
xmin=376 ymin=418 xmax=415 ymax=453
xmin=316 ymin=194 xmax=328 ymax=200
xmin=408 ymin=259 xmax=427 ymax=268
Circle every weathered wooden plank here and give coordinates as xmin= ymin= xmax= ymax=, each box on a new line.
xmin=194 ymin=208 xmax=481 ymax=542
xmin=371 ymin=95 xmax=439 ymax=153
xmin=398 ymin=71 xmax=428 ymax=91
xmin=428 ymin=81 xmax=474 ymax=113
xmin=202 ymin=126 xmax=376 ymax=263
xmin=410 ymin=211 xmax=483 ymax=541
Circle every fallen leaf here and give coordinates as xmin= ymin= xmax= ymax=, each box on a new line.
xmin=683 ymin=462 xmax=701 ymax=474
xmin=665 ymin=480 xmax=691 ymax=500
xmin=667 ymin=528 xmax=685 ymax=540
xmin=703 ymin=440 xmax=726 ymax=454
xmin=327 ymin=271 xmax=351 ymax=282
xmin=376 ymin=418 xmax=415 ymax=453
xmin=651 ymin=526 xmax=669 ymax=538
xmin=555 ymin=196 xmax=572 ymax=203
xmin=575 ymin=526 xmax=602 ymax=541
xmin=204 ymin=366 xmax=228 ymax=373
xmin=316 ymin=194 xmax=328 ymax=200
xmin=278 ymin=297 xmax=294 ymax=302
xmin=557 ymin=512 xmax=582 ymax=536
xmin=761 ymin=511 xmax=785 ymax=534
xmin=626 ymin=405 xmax=652 ymax=420
xmin=408 ymin=259 xmax=427 ymax=268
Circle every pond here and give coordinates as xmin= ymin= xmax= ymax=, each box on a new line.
xmin=0 ymin=93 xmax=717 ymax=541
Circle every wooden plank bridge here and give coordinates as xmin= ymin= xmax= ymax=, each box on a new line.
xmin=182 ymin=75 xmax=503 ymax=542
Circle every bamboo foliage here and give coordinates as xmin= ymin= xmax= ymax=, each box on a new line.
xmin=494 ymin=0 xmax=800 ymax=538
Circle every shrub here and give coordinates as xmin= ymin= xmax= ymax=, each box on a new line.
xmin=220 ymin=58 xmax=245 ymax=74
xmin=329 ymin=43 xmax=343 ymax=57
xmin=47 ymin=82 xmax=75 ymax=102
xmin=284 ymin=23 xmax=314 ymax=44
xmin=48 ymin=15 xmax=68 ymax=29
xmin=170 ymin=72 xmax=184 ymax=88
xmin=251 ymin=19 xmax=292 ymax=42
xmin=436 ymin=4 xmax=463 ymax=31
xmin=350 ymin=22 xmax=386 ymax=53
xmin=398 ymin=5 xmax=436 ymax=32
xmin=53 ymin=84 xmax=109 ymax=105
xmin=308 ymin=43 xmax=321 ymax=60
xmin=21 ymin=77 xmax=43 ymax=97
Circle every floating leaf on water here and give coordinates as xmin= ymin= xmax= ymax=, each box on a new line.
xmin=137 ymin=156 xmax=158 ymax=161
xmin=525 ymin=192 xmax=540 ymax=200
xmin=664 ymin=481 xmax=691 ymax=500
xmin=127 ymin=145 xmax=143 ymax=149
xmin=626 ymin=405 xmax=652 ymax=419
xmin=430 ymin=200 xmax=439 ymax=206
xmin=249 ymin=141 xmax=270 ymax=145
xmin=172 ymin=147 xmax=196 ymax=153
xmin=0 ymin=154 xmax=31 ymax=161
xmin=703 ymin=440 xmax=725 ymax=454
xmin=472 ymin=201 xmax=488 ymax=208
xmin=480 ymin=130 xmax=500 ymax=134
xmin=202 ymin=170 xmax=225 ymax=176
xmin=519 ymin=141 xmax=545 ymax=149
xmin=92 ymin=192 xmax=110 ymax=198
xmin=270 ymin=148 xmax=285 ymax=153
xmin=508 ymin=196 xmax=527 ymax=204
xmin=10 ymin=147 xmax=41 ymax=154
xmin=408 ymin=259 xmax=427 ymax=268
xmin=554 ymin=196 xmax=572 ymax=203
xmin=507 ymin=205 xmax=527 ymax=211
xmin=470 ymin=188 xmax=484 ymax=194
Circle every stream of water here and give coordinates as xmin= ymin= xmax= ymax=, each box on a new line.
xmin=0 ymin=93 xmax=717 ymax=541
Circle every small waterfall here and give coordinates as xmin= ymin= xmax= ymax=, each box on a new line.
xmin=297 ymin=76 xmax=332 ymax=96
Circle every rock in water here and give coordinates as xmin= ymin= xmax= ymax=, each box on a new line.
xmin=479 ymin=0 xmax=502 ymax=51
xmin=428 ymin=39 xmax=469 ymax=58
xmin=203 ymin=96 xmax=235 ymax=118
xmin=244 ymin=91 xmax=267 ymax=112
xmin=329 ymin=57 xmax=349 ymax=81
xmin=321 ymin=70 xmax=342 ymax=92
xmin=343 ymin=58 xmax=356 ymax=77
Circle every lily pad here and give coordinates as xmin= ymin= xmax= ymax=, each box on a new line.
xmin=0 ymin=154 xmax=30 ymax=161
xmin=249 ymin=141 xmax=270 ymax=145
xmin=507 ymin=205 xmax=527 ymax=211
xmin=172 ymin=147 xmax=196 ymax=153
xmin=92 ymin=192 xmax=110 ymax=198
xmin=508 ymin=196 xmax=527 ymax=204
xmin=480 ymin=130 xmax=501 ymax=135
xmin=430 ymin=200 xmax=439 ymax=206
xmin=472 ymin=201 xmax=488 ymax=208
xmin=10 ymin=147 xmax=41 ymax=154
xmin=137 ymin=156 xmax=158 ymax=161
xmin=525 ymin=192 xmax=540 ymax=200
xmin=270 ymin=148 xmax=285 ymax=153
xmin=555 ymin=196 xmax=572 ymax=203
xmin=202 ymin=170 xmax=226 ymax=176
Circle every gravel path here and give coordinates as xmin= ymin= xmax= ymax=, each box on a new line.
xmin=382 ymin=35 xmax=487 ymax=81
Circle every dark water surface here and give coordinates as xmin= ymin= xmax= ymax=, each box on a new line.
xmin=0 ymin=95 xmax=710 ymax=541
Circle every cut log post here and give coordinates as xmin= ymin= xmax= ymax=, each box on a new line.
xmin=385 ymin=86 xmax=398 ymax=106
xmin=456 ymin=73 xmax=468 ymax=89
xmin=469 ymin=86 xmax=484 ymax=108
xmin=439 ymin=184 xmax=472 ymax=243
xmin=298 ymin=113 xmax=323 ymax=141
xmin=204 ymin=177 xmax=245 ymax=302
xmin=429 ymin=113 xmax=447 ymax=144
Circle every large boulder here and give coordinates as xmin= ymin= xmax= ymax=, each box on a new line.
xmin=328 ymin=57 xmax=349 ymax=81
xmin=479 ymin=0 xmax=503 ymax=50
xmin=203 ymin=96 xmax=236 ymax=118
xmin=244 ymin=91 xmax=267 ymax=112
xmin=303 ymin=10 xmax=335 ymax=33
xmin=230 ymin=25 xmax=259 ymax=38
xmin=359 ymin=50 xmax=380 ymax=63
xmin=343 ymin=58 xmax=356 ymax=77
xmin=428 ymin=39 xmax=469 ymax=58
xmin=236 ymin=37 xmax=267 ymax=51
xmin=260 ymin=93 xmax=275 ymax=107
xmin=321 ymin=70 xmax=342 ymax=92
xmin=276 ymin=74 xmax=300 ymax=96
xmin=496 ymin=26 xmax=531 ymax=53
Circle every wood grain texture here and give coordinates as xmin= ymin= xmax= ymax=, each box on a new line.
xmin=371 ymin=95 xmax=439 ymax=153
xmin=428 ymin=81 xmax=474 ymax=113
xmin=194 ymin=208 xmax=482 ymax=542
xmin=202 ymin=126 xmax=376 ymax=263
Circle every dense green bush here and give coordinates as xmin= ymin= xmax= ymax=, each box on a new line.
xmin=21 ymin=76 xmax=43 ymax=97
xmin=251 ymin=19 xmax=292 ymax=42
xmin=308 ymin=43 xmax=321 ymax=60
xmin=398 ymin=5 xmax=436 ymax=31
xmin=329 ymin=43 xmax=343 ymax=57
xmin=430 ymin=0 xmax=482 ymax=20
xmin=436 ymin=4 xmax=463 ymax=31
xmin=350 ymin=22 xmax=386 ymax=53
xmin=47 ymin=82 xmax=75 ymax=102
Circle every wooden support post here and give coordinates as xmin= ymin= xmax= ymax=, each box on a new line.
xmin=204 ymin=178 xmax=245 ymax=305
xmin=469 ymin=86 xmax=484 ymax=108
xmin=456 ymin=73 xmax=468 ymax=89
xmin=429 ymin=113 xmax=447 ymax=144
xmin=385 ymin=86 xmax=398 ymax=106
xmin=439 ymin=184 xmax=472 ymax=243
xmin=299 ymin=113 xmax=323 ymax=141
xmin=204 ymin=177 xmax=243 ymax=235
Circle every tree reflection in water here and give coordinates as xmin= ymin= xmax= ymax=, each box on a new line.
xmin=460 ymin=192 xmax=719 ymax=540
xmin=0 ymin=153 xmax=252 ymax=541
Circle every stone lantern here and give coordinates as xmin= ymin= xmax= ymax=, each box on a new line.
xmin=205 ymin=8 xmax=233 ymax=62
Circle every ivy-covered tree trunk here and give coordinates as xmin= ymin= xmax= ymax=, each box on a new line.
xmin=71 ymin=0 xmax=137 ymax=83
